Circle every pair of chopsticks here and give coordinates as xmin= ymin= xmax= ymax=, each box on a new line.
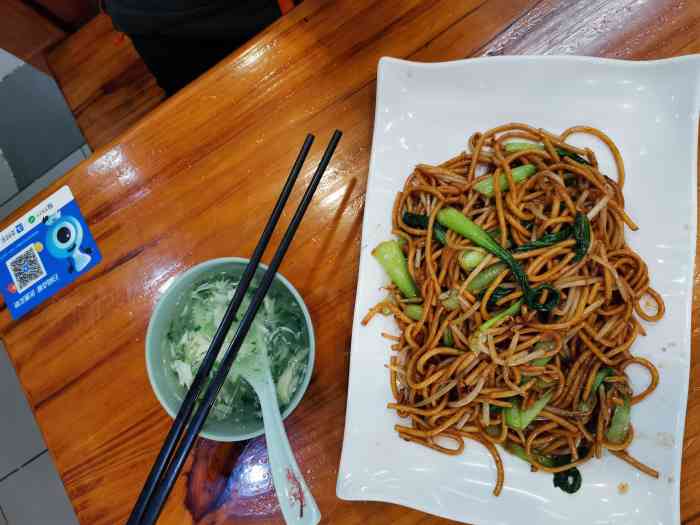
xmin=127 ymin=130 xmax=342 ymax=525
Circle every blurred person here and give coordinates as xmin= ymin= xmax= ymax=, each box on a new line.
xmin=103 ymin=0 xmax=296 ymax=95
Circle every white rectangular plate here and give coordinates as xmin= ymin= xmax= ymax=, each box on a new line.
xmin=337 ymin=55 xmax=700 ymax=525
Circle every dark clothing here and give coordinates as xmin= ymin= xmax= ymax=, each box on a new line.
xmin=104 ymin=0 xmax=282 ymax=95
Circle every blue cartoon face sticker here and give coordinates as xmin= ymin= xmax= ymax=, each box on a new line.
xmin=43 ymin=212 xmax=93 ymax=273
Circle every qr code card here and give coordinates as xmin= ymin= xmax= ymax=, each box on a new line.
xmin=7 ymin=244 xmax=47 ymax=293
xmin=0 ymin=186 xmax=101 ymax=319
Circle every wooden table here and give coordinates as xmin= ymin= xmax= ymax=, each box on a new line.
xmin=2 ymin=1 xmax=700 ymax=523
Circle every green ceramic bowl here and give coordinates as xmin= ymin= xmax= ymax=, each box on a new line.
xmin=145 ymin=257 xmax=315 ymax=442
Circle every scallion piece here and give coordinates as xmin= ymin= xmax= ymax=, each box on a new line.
xmin=458 ymin=248 xmax=487 ymax=271
xmin=591 ymin=368 xmax=614 ymax=396
xmin=404 ymin=304 xmax=423 ymax=321
xmin=458 ymin=228 xmax=505 ymax=271
xmin=530 ymin=341 xmax=557 ymax=367
xmin=479 ymin=299 xmax=523 ymax=333
xmin=503 ymin=142 xmax=544 ymax=153
xmin=505 ymin=442 xmax=556 ymax=468
xmin=473 ymin=164 xmax=536 ymax=198
xmin=467 ymin=262 xmax=508 ymax=294
xmin=468 ymin=299 xmax=523 ymax=353
xmin=605 ymin=396 xmax=631 ymax=444
xmin=504 ymin=390 xmax=553 ymax=430
xmin=520 ymin=342 xmax=556 ymax=384
xmin=439 ymin=289 xmax=461 ymax=311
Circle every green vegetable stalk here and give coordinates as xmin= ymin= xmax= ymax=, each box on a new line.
xmin=467 ymin=299 xmax=523 ymax=353
xmin=458 ymin=228 xmax=506 ymax=271
xmin=437 ymin=207 xmax=560 ymax=312
xmin=439 ymin=289 xmax=461 ymax=311
xmin=437 ymin=208 xmax=508 ymax=260
xmin=605 ymin=396 xmax=631 ymax=444
xmin=458 ymin=249 xmax=487 ymax=271
xmin=467 ymin=262 xmax=508 ymax=294
xmin=473 ymin=164 xmax=536 ymax=197
xmin=404 ymin=304 xmax=424 ymax=321
xmin=504 ymin=142 xmax=591 ymax=166
xmin=372 ymin=240 xmax=419 ymax=298
xmin=505 ymin=390 xmax=553 ymax=430
xmin=577 ymin=367 xmax=614 ymax=412
xmin=479 ymin=299 xmax=523 ymax=333
xmin=589 ymin=368 xmax=614 ymax=397
xmin=519 ymin=341 xmax=557 ymax=383
xmin=531 ymin=357 xmax=552 ymax=368
xmin=503 ymin=142 xmax=544 ymax=153
xmin=442 ymin=326 xmax=454 ymax=346
xmin=505 ymin=442 xmax=555 ymax=468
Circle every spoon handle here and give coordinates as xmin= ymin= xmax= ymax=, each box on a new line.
xmin=253 ymin=372 xmax=321 ymax=525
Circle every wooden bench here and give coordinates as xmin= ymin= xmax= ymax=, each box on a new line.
xmin=47 ymin=13 xmax=165 ymax=151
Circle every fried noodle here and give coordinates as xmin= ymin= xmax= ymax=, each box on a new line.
xmin=364 ymin=123 xmax=664 ymax=495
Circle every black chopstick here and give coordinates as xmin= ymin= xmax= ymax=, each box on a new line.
xmin=137 ymin=130 xmax=342 ymax=524
xmin=126 ymin=134 xmax=315 ymax=525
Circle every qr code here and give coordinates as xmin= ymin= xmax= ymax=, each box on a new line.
xmin=7 ymin=244 xmax=46 ymax=292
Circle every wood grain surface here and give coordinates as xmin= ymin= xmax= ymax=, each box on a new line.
xmin=1 ymin=1 xmax=699 ymax=524
xmin=47 ymin=13 xmax=165 ymax=150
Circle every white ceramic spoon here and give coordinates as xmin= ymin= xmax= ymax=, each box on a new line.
xmin=235 ymin=325 xmax=321 ymax=525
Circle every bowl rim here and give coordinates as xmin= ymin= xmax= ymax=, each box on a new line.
xmin=145 ymin=256 xmax=316 ymax=442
